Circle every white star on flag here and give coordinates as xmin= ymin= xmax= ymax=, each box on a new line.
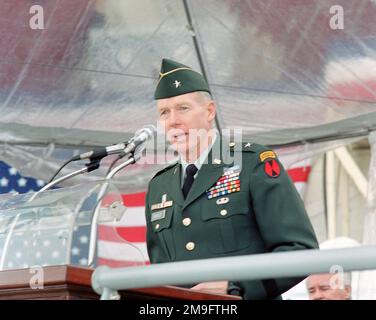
xmin=52 ymin=251 xmax=60 ymax=258
xmin=79 ymin=235 xmax=88 ymax=244
xmin=0 ymin=177 xmax=8 ymax=187
xmin=36 ymin=180 xmax=45 ymax=187
xmin=17 ymin=177 xmax=27 ymax=187
xmin=8 ymin=167 xmax=17 ymax=175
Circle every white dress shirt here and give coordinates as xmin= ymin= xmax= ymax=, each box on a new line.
xmin=180 ymin=133 xmax=217 ymax=187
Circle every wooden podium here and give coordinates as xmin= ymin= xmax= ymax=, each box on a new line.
xmin=0 ymin=265 xmax=241 ymax=300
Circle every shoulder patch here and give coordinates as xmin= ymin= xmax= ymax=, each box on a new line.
xmin=259 ymin=150 xmax=276 ymax=162
xmin=264 ymin=158 xmax=281 ymax=178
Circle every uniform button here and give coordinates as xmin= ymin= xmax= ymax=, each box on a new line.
xmin=182 ymin=218 xmax=191 ymax=226
xmin=186 ymin=242 xmax=195 ymax=251
xmin=220 ymin=209 xmax=228 ymax=216
xmin=155 ymin=224 xmax=160 ymax=230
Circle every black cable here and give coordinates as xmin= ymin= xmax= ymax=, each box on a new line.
xmin=48 ymin=158 xmax=73 ymax=183
xmin=106 ymin=152 xmax=127 ymax=175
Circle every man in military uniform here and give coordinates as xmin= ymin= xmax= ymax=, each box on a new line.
xmin=145 ymin=58 xmax=319 ymax=300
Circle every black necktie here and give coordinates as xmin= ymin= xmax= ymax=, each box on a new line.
xmin=182 ymin=164 xmax=198 ymax=199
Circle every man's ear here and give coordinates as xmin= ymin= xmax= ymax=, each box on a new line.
xmin=207 ymin=101 xmax=216 ymax=122
xmin=344 ymin=286 xmax=351 ymax=300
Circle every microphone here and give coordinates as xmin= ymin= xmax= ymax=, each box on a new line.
xmin=123 ymin=125 xmax=156 ymax=154
xmin=71 ymin=125 xmax=156 ymax=161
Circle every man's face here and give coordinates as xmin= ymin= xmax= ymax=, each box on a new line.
xmin=157 ymin=92 xmax=216 ymax=157
xmin=307 ymin=274 xmax=351 ymax=300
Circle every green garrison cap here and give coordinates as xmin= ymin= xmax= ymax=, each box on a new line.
xmin=154 ymin=58 xmax=211 ymax=99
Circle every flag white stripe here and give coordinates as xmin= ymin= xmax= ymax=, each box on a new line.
xmin=100 ymin=207 xmax=146 ymax=227
xmin=98 ymin=240 xmax=148 ymax=262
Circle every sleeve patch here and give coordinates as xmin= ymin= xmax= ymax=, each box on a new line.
xmin=264 ymin=159 xmax=281 ymax=178
xmin=259 ymin=150 xmax=276 ymax=162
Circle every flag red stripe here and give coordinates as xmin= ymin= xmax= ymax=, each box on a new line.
xmin=99 ymin=225 xmax=146 ymax=242
xmin=101 ymin=192 xmax=146 ymax=206
xmin=121 ymin=192 xmax=146 ymax=207
xmin=97 ymin=257 xmax=149 ymax=268
xmin=287 ymin=167 xmax=311 ymax=183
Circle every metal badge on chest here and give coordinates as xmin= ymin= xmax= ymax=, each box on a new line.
xmin=151 ymin=194 xmax=173 ymax=211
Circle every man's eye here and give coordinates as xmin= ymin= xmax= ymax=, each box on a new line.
xmin=160 ymin=110 xmax=168 ymax=116
xmin=179 ymin=105 xmax=189 ymax=111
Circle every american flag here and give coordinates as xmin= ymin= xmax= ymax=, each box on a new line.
xmin=0 ymin=159 xmax=311 ymax=270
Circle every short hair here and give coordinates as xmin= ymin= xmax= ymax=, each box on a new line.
xmin=306 ymin=272 xmax=352 ymax=288
xmin=195 ymin=91 xmax=212 ymax=104
xmin=194 ymin=91 xmax=216 ymax=128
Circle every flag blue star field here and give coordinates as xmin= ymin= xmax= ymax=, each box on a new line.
xmin=0 ymin=161 xmax=91 ymax=269
xmin=0 ymin=161 xmax=45 ymax=194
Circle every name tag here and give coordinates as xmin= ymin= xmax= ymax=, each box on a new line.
xmin=151 ymin=209 xmax=166 ymax=222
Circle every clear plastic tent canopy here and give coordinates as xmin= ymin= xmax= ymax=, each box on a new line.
xmin=1 ymin=0 xmax=376 ymax=187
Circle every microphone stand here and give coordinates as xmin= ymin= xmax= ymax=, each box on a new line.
xmin=28 ymin=160 xmax=101 ymax=202
xmin=87 ymin=153 xmax=141 ymax=267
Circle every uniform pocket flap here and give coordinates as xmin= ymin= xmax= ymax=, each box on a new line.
xmin=151 ymin=207 xmax=173 ymax=232
xmin=201 ymin=192 xmax=249 ymax=221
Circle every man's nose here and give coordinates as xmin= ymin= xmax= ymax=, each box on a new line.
xmin=167 ymin=110 xmax=179 ymax=126
xmin=311 ymin=291 xmax=324 ymax=300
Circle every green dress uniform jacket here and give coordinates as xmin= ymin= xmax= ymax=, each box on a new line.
xmin=145 ymin=138 xmax=319 ymax=300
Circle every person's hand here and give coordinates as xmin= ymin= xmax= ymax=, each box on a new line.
xmin=190 ymin=281 xmax=228 ymax=295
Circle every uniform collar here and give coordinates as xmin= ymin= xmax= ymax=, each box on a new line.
xmin=180 ymin=133 xmax=218 ymax=185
